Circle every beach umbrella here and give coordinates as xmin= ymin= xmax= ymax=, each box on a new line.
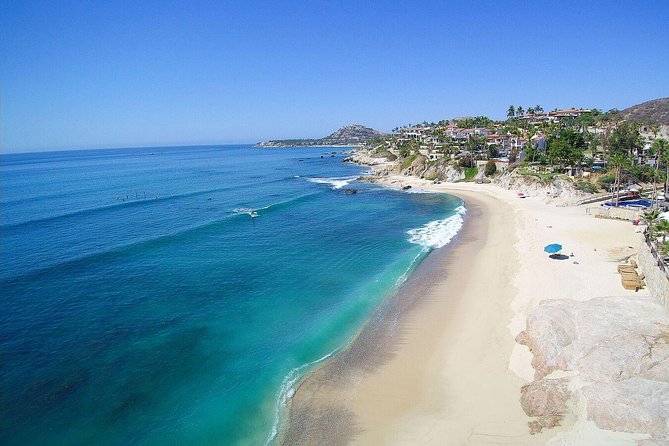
xmin=544 ymin=243 xmax=562 ymax=254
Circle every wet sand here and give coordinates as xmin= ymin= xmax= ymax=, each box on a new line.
xmin=281 ymin=188 xmax=555 ymax=444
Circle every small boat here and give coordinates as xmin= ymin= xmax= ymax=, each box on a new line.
xmin=249 ymin=211 xmax=258 ymax=218
xmin=517 ymin=192 xmax=526 ymax=198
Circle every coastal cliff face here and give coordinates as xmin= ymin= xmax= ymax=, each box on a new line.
xmin=493 ymin=172 xmax=590 ymax=205
xmin=517 ymin=296 xmax=669 ymax=442
xmin=349 ymin=147 xmax=589 ymax=204
xmin=347 ymin=148 xmax=465 ymax=182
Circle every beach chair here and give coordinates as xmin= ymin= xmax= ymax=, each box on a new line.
xmin=617 ymin=265 xmax=637 ymax=273
xmin=620 ymin=272 xmax=644 ymax=291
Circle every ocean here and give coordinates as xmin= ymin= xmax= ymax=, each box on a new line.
xmin=0 ymin=145 xmax=464 ymax=445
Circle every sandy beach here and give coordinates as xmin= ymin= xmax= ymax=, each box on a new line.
xmin=283 ymin=176 xmax=657 ymax=445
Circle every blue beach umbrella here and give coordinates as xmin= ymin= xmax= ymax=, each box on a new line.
xmin=544 ymin=243 xmax=563 ymax=254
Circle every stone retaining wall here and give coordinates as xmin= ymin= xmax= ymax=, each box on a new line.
xmin=637 ymin=241 xmax=669 ymax=312
xmin=586 ymin=206 xmax=641 ymax=221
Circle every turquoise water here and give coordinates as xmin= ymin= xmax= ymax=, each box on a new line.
xmin=0 ymin=145 xmax=464 ymax=445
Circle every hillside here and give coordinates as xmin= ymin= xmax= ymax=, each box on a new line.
xmin=256 ymin=124 xmax=385 ymax=147
xmin=613 ymin=97 xmax=669 ymax=125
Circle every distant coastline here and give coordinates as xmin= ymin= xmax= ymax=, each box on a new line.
xmin=255 ymin=143 xmax=361 ymax=148
xmin=256 ymin=124 xmax=385 ymax=148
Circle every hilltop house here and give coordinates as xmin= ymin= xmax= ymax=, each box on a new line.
xmin=517 ymin=108 xmax=593 ymax=126
xmin=485 ymin=134 xmax=527 ymax=156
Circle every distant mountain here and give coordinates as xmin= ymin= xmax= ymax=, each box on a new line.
xmin=256 ymin=124 xmax=385 ymax=147
xmin=613 ymin=98 xmax=669 ymax=126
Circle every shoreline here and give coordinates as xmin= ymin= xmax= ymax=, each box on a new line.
xmin=280 ymin=182 xmax=557 ymax=444
xmin=280 ymin=166 xmax=666 ymax=444
xmin=279 ymin=190 xmax=476 ymax=444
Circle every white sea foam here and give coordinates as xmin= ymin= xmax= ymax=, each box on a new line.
xmin=264 ymin=348 xmax=340 ymax=445
xmin=403 ymin=188 xmax=435 ymax=194
xmin=406 ymin=205 xmax=466 ymax=250
xmin=307 ymin=177 xmax=356 ymax=190
xmin=393 ymin=250 xmax=426 ymax=288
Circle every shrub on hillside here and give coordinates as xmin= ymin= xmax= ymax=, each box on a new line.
xmin=484 ymin=160 xmax=497 ymax=176
xmin=597 ymin=173 xmax=616 ymax=191
xmin=627 ymin=164 xmax=655 ymax=183
xmin=576 ymin=180 xmax=599 ymax=194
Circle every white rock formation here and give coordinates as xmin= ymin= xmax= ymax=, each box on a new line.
xmin=517 ymin=296 xmax=669 ymax=442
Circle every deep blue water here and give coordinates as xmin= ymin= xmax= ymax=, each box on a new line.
xmin=0 ymin=145 xmax=464 ymax=445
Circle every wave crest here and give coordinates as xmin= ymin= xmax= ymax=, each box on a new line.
xmin=307 ymin=177 xmax=356 ymax=190
xmin=406 ymin=205 xmax=466 ymax=249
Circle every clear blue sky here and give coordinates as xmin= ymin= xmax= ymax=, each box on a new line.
xmin=1 ymin=0 xmax=668 ymax=153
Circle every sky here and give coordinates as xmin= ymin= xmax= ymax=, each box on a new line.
xmin=1 ymin=0 xmax=668 ymax=153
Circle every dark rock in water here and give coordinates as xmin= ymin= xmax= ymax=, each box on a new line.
xmin=330 ymin=154 xmax=335 ymax=157
xmin=343 ymin=189 xmax=358 ymax=195
xmin=402 ymin=185 xmax=412 ymax=190
xmin=321 ymin=155 xmax=324 ymax=158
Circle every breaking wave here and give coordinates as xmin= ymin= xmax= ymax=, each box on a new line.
xmin=406 ymin=205 xmax=466 ymax=249
xmin=307 ymin=177 xmax=356 ymax=190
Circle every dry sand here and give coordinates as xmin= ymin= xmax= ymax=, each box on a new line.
xmin=282 ymin=176 xmax=649 ymax=445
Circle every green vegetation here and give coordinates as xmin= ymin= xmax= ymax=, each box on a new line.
xmin=609 ymin=121 xmax=643 ymax=157
xmin=484 ymin=160 xmax=497 ymax=176
xmin=660 ymin=241 xmax=669 ymax=257
xmin=401 ymin=154 xmax=418 ymax=170
xmin=517 ymin=168 xmax=557 ymax=182
xmin=597 ymin=172 xmax=616 ymax=191
xmin=464 ymin=166 xmax=478 ymax=180
xmin=366 ymin=99 xmax=668 ymax=200
xmin=626 ymin=164 xmax=656 ymax=183
xmin=455 ymin=116 xmax=493 ymax=129
xmin=546 ymin=129 xmax=587 ymax=166
xmin=576 ymin=180 xmax=599 ymax=193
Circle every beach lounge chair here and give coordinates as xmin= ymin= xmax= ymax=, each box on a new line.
xmin=618 ymin=267 xmax=645 ymax=291
xmin=617 ymin=265 xmax=637 ymax=273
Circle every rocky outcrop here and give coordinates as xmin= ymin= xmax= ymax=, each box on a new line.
xmin=583 ymin=379 xmax=669 ymax=440
xmin=421 ymin=158 xmax=465 ymax=182
xmin=520 ymin=378 xmax=571 ymax=434
xmin=517 ymin=296 xmax=669 ymax=442
xmin=401 ymin=155 xmax=428 ymax=177
xmin=344 ymin=150 xmax=394 ymax=166
xmin=494 ymin=172 xmax=589 ymax=205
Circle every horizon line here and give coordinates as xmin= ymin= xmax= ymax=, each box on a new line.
xmin=1 ymin=142 xmax=263 ymax=156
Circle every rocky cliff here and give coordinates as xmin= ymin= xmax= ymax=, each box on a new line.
xmin=347 ymin=148 xmax=588 ymax=204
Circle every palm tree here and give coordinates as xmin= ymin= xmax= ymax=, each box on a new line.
xmin=655 ymin=219 xmax=669 ymax=244
xmin=535 ymin=105 xmax=544 ymax=114
xmin=507 ymin=105 xmax=516 ymax=120
xmin=660 ymin=240 xmax=669 ymax=258
xmin=517 ymin=106 xmax=524 ymax=116
xmin=650 ymin=139 xmax=668 ymax=207
xmin=642 ymin=209 xmax=661 ymax=242
xmin=651 ymin=139 xmax=669 ymax=197
xmin=608 ymin=152 xmax=631 ymax=205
